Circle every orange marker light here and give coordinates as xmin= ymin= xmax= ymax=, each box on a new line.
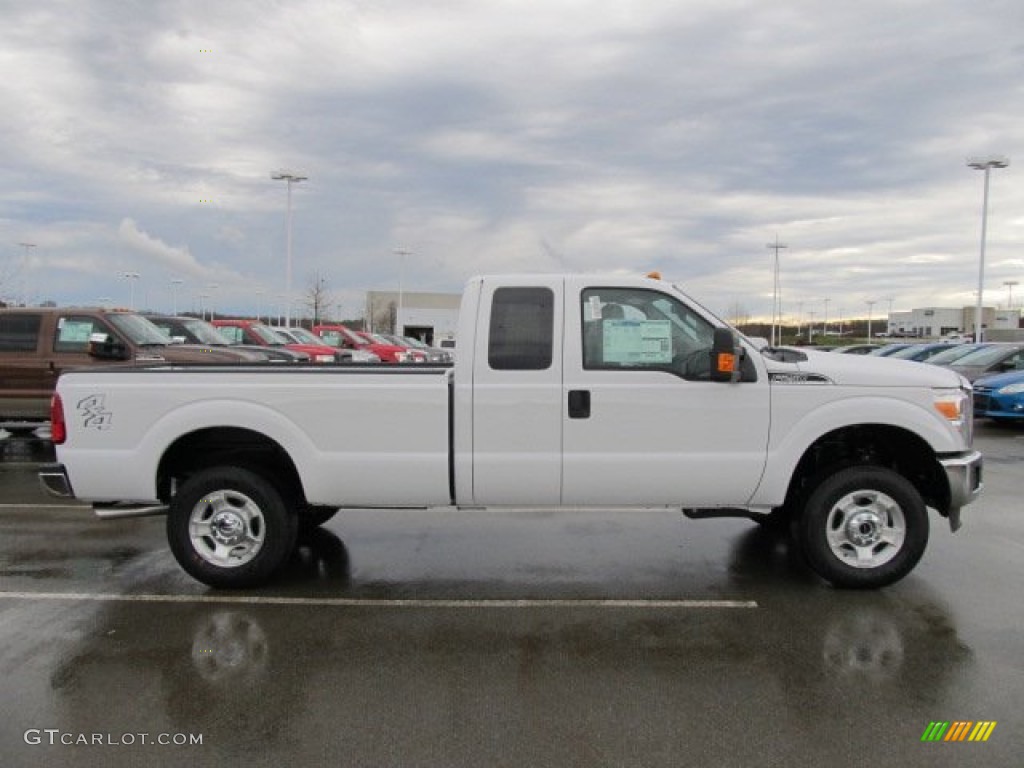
xmin=934 ymin=400 xmax=961 ymax=420
xmin=717 ymin=353 xmax=737 ymax=373
xmin=646 ymin=271 xmax=662 ymax=280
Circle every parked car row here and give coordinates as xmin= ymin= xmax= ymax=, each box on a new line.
xmin=0 ymin=306 xmax=453 ymax=428
xmin=858 ymin=340 xmax=1024 ymax=425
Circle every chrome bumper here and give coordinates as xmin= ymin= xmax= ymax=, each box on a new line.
xmin=938 ymin=450 xmax=983 ymax=531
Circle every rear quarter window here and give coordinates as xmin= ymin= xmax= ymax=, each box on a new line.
xmin=0 ymin=313 xmax=42 ymax=351
xmin=488 ymin=287 xmax=554 ymax=370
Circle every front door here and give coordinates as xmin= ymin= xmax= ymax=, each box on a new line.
xmin=561 ymin=278 xmax=770 ymax=507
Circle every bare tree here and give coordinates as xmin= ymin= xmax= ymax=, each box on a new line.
xmin=303 ymin=271 xmax=334 ymax=326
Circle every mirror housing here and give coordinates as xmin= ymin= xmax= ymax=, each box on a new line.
xmin=87 ymin=332 xmax=130 ymax=361
xmin=710 ymin=328 xmax=740 ymax=382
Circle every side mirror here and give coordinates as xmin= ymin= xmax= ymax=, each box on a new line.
xmin=710 ymin=328 xmax=739 ymax=382
xmin=87 ymin=332 xmax=130 ymax=361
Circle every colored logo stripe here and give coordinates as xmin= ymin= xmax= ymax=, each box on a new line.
xmin=969 ymin=722 xmax=997 ymax=742
xmin=921 ymin=721 xmax=996 ymax=743
xmin=921 ymin=722 xmax=949 ymax=742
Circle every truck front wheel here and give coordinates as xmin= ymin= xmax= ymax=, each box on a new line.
xmin=167 ymin=467 xmax=298 ymax=589
xmin=797 ymin=466 xmax=929 ymax=589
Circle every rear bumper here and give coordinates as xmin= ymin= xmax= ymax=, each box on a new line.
xmin=39 ymin=463 xmax=74 ymax=498
xmin=38 ymin=463 xmax=167 ymax=518
xmin=938 ymin=450 xmax=983 ymax=531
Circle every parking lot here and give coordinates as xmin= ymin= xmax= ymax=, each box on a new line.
xmin=0 ymin=423 xmax=1021 ymax=767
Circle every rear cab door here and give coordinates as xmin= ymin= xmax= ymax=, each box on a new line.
xmin=463 ymin=276 xmax=565 ymax=505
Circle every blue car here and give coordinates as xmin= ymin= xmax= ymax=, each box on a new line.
xmin=973 ymin=369 xmax=1024 ymax=423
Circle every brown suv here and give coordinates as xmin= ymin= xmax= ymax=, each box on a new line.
xmin=0 ymin=307 xmax=261 ymax=427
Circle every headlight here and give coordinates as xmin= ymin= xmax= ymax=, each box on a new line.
xmin=997 ymin=382 xmax=1024 ymax=395
xmin=314 ymin=354 xmax=335 ymax=363
xmin=934 ymin=388 xmax=971 ymax=443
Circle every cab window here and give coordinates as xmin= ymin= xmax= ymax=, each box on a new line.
xmin=488 ymin=287 xmax=553 ymax=370
xmin=581 ymin=288 xmax=715 ymax=380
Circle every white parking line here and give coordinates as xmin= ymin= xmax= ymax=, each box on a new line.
xmin=0 ymin=591 xmax=757 ymax=609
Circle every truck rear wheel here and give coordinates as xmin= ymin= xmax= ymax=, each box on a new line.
xmin=797 ymin=466 xmax=928 ymax=589
xmin=167 ymin=467 xmax=298 ymax=589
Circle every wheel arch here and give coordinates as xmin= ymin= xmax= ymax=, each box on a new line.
xmin=781 ymin=423 xmax=950 ymax=518
xmin=157 ymin=426 xmax=305 ymax=506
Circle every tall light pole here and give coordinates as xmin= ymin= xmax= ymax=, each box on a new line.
xmin=823 ymin=297 xmax=831 ymax=338
xmin=766 ymin=237 xmax=787 ymax=346
xmin=271 ymin=170 xmax=308 ymax=327
xmin=120 ymin=271 xmax=140 ymax=309
xmin=17 ymin=242 xmax=36 ymax=306
xmin=1004 ymin=280 xmax=1019 ymax=309
xmin=866 ymin=300 xmax=876 ymax=340
xmin=170 ymin=278 xmax=184 ymax=315
xmin=255 ymin=288 xmax=265 ymax=324
xmin=967 ymin=155 xmax=1010 ymax=342
xmin=394 ymin=249 xmax=411 ymax=335
xmin=206 ymin=283 xmax=219 ymax=321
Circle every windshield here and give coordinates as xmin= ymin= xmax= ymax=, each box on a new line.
xmin=250 ymin=324 xmax=289 ymax=345
xmin=178 ymin=319 xmax=230 ymax=345
xmin=286 ymin=327 xmax=323 ymax=345
xmin=366 ymin=333 xmax=396 ymax=346
xmin=927 ymin=344 xmax=987 ymax=364
xmin=107 ymin=313 xmax=173 ymax=345
xmin=888 ymin=344 xmax=932 ymax=360
xmin=951 ymin=344 xmax=1020 ymax=366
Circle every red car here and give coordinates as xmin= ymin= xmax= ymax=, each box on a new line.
xmin=313 ymin=324 xmax=415 ymax=363
xmin=212 ymin=319 xmax=340 ymax=363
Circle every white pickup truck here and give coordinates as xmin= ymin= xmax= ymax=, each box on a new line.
xmin=40 ymin=273 xmax=982 ymax=590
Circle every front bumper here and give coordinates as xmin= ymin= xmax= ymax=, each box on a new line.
xmin=938 ymin=450 xmax=983 ymax=531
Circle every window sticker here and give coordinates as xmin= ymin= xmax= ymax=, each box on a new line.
xmin=57 ymin=320 xmax=96 ymax=344
xmin=602 ymin=319 xmax=672 ymax=364
xmin=587 ymin=295 xmax=603 ymax=321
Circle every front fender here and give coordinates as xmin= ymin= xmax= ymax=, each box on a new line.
xmin=750 ymin=394 xmax=961 ymax=507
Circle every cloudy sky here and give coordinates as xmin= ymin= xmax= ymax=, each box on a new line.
xmin=2 ymin=0 xmax=1022 ymax=324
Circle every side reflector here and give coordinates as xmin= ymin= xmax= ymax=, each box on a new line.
xmin=934 ymin=400 xmax=961 ymax=420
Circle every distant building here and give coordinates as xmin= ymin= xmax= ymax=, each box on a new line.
xmin=887 ymin=306 xmax=1021 ymax=338
xmin=364 ymin=290 xmax=460 ymax=344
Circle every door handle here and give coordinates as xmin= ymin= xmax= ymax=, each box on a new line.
xmin=568 ymin=390 xmax=591 ymax=419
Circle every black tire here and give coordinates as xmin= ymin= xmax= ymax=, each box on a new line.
xmin=167 ymin=467 xmax=298 ymax=589
xmin=797 ymin=466 xmax=929 ymax=589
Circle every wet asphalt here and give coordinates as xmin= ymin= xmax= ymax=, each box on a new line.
xmin=0 ymin=424 xmax=1021 ymax=767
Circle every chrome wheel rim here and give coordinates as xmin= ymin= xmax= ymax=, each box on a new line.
xmin=188 ymin=489 xmax=266 ymax=568
xmin=825 ymin=489 xmax=905 ymax=568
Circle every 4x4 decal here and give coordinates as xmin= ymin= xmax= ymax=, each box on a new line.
xmin=77 ymin=394 xmax=112 ymax=430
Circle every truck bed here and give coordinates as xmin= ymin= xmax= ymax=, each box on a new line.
xmin=56 ymin=365 xmax=454 ymax=507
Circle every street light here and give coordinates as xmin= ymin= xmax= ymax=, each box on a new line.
xmin=120 ymin=271 xmax=140 ymax=310
xmin=206 ymin=283 xmax=219 ymax=320
xmin=866 ymin=300 xmax=876 ymax=340
xmin=967 ymin=155 xmax=1010 ymax=342
xmin=394 ymin=249 xmax=412 ymax=335
xmin=17 ymin=242 xmax=36 ymax=306
xmin=1004 ymin=280 xmax=1019 ymax=310
xmin=255 ymin=288 xmax=265 ymax=324
xmin=271 ymin=170 xmax=308 ymax=327
xmin=170 ymin=278 xmax=184 ymax=315
xmin=766 ymin=237 xmax=787 ymax=346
